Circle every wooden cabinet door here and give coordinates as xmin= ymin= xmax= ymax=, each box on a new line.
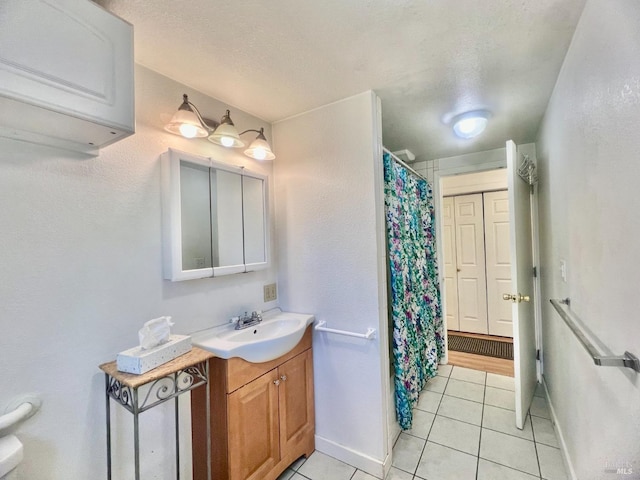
xmin=278 ymin=350 xmax=315 ymax=453
xmin=228 ymin=369 xmax=280 ymax=480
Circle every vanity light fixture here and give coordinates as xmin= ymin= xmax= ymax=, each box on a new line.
xmin=451 ymin=110 xmax=490 ymax=139
xmin=244 ymin=128 xmax=276 ymax=160
xmin=164 ymin=94 xmax=276 ymax=160
xmin=208 ymin=109 xmax=245 ymax=148
xmin=164 ymin=94 xmax=209 ymax=139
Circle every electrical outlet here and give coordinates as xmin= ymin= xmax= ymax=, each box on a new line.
xmin=264 ymin=283 xmax=277 ymax=302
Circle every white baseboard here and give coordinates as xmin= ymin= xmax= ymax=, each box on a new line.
xmin=541 ymin=377 xmax=577 ymax=480
xmin=315 ymin=434 xmax=390 ymax=479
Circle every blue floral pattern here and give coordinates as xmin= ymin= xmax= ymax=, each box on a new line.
xmin=383 ymin=152 xmax=444 ymax=430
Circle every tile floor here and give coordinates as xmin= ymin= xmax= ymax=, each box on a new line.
xmin=277 ymin=365 xmax=568 ymax=480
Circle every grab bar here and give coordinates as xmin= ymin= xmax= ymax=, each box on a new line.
xmin=314 ymin=321 xmax=376 ymax=340
xmin=0 ymin=395 xmax=42 ymax=432
xmin=550 ymin=299 xmax=640 ymax=372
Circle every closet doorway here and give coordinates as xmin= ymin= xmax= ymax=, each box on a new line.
xmin=441 ymin=169 xmax=514 ymax=376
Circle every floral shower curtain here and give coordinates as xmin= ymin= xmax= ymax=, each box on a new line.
xmin=383 ymin=151 xmax=444 ymax=430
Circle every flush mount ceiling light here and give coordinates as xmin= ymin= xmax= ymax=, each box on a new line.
xmin=451 ymin=110 xmax=490 ymax=139
xmin=164 ymin=94 xmax=276 ymax=160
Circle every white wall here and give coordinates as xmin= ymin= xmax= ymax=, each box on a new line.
xmin=441 ymin=168 xmax=507 ymax=196
xmin=0 ymin=65 xmax=277 ymax=479
xmin=536 ymin=1 xmax=640 ymax=478
xmin=273 ymin=92 xmax=391 ymax=477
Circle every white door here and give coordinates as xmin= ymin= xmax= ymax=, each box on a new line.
xmin=455 ymin=194 xmax=488 ymax=335
xmin=442 ymin=196 xmax=460 ymax=331
xmin=506 ymin=140 xmax=537 ymax=429
xmin=484 ymin=190 xmax=513 ymax=337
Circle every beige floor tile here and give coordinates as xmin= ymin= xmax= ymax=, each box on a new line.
xmin=385 ymin=466 xmax=414 ymax=480
xmin=404 ymin=409 xmax=435 ymax=439
xmin=416 ymin=390 xmax=442 ymax=414
xmin=392 ymin=432 xmax=426 ymax=473
xmin=428 ymin=415 xmax=481 ymax=455
xmin=531 ymin=416 xmax=559 ymax=448
xmin=482 ymin=405 xmax=534 ymax=440
xmin=444 ymin=378 xmax=485 ymax=403
xmin=530 ymin=396 xmax=551 ymax=419
xmin=450 ymin=366 xmax=487 ymax=385
xmin=537 ymin=443 xmax=568 ymax=480
xmin=298 ymin=451 xmax=356 ymax=480
xmin=437 ymin=394 xmax=483 ymax=426
xmin=352 ymin=470 xmax=379 ymax=480
xmin=486 ymin=372 xmax=515 ymax=391
xmin=415 ymin=441 xmax=478 ymax=480
xmin=437 ymin=364 xmax=453 ymax=377
xmin=480 ymin=428 xmax=540 ymax=476
xmin=484 ymin=386 xmax=515 ymax=410
xmin=477 ymin=459 xmax=540 ymax=479
xmin=424 ymin=375 xmax=448 ymax=393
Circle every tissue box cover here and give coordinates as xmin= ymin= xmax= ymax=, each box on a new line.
xmin=116 ymin=335 xmax=192 ymax=374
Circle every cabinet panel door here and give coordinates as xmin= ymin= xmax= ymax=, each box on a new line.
xmin=279 ymin=350 xmax=315 ymax=452
xmin=228 ymin=369 xmax=280 ymax=480
xmin=454 ymin=194 xmax=489 ymax=334
xmin=0 ymin=0 xmax=134 ymax=131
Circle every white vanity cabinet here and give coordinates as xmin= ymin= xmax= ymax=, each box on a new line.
xmin=0 ymin=0 xmax=134 ymax=155
xmin=161 ymin=149 xmax=269 ymax=281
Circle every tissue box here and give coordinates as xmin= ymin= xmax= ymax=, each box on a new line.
xmin=116 ymin=335 xmax=192 ymax=375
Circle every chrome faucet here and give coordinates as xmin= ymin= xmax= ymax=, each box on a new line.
xmin=234 ymin=310 xmax=262 ymax=330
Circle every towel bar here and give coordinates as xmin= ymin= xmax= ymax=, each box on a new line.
xmin=550 ymin=299 xmax=640 ymax=372
xmin=314 ymin=321 xmax=376 ymax=340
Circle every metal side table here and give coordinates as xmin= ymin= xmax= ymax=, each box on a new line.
xmin=99 ymin=347 xmax=213 ymax=480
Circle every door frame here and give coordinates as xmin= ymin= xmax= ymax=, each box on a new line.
xmin=433 ymin=148 xmax=542 ymax=382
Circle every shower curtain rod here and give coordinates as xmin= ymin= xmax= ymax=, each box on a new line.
xmin=382 ymin=147 xmax=429 ymax=183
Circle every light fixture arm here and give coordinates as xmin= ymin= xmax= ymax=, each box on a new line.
xmin=182 ymin=94 xmax=217 ymax=133
xmin=239 ymin=128 xmax=266 ymax=138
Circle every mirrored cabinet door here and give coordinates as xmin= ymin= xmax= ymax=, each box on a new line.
xmin=161 ymin=149 xmax=269 ymax=281
xmin=242 ymin=175 xmax=267 ymax=269
xmin=180 ymin=161 xmax=213 ymax=270
xmin=211 ymin=168 xmax=245 ymax=275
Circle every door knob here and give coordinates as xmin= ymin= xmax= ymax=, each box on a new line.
xmin=503 ymin=293 xmax=531 ymax=303
xmin=273 ymin=379 xmax=280 ymax=386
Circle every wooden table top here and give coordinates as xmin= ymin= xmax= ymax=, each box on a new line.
xmin=99 ymin=347 xmax=214 ymax=389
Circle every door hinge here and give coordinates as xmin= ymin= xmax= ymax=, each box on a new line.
xmin=536 ymin=349 xmax=540 ymax=361
xmin=532 ymin=266 xmax=537 ymax=278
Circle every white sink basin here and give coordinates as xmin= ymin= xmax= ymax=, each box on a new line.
xmin=193 ymin=310 xmax=315 ymax=363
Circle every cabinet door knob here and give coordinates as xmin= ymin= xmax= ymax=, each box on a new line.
xmin=273 ymin=379 xmax=280 ymax=386
xmin=280 ymin=375 xmax=287 ymax=382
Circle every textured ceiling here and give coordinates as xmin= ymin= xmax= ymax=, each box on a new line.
xmin=99 ymin=0 xmax=586 ymax=162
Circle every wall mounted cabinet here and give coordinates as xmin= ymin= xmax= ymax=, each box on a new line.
xmin=0 ymin=0 xmax=134 ymax=155
xmin=191 ymin=328 xmax=315 ymax=480
xmin=161 ymin=149 xmax=269 ymax=281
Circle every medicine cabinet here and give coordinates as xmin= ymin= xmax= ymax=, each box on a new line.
xmin=161 ymin=149 xmax=268 ymax=281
